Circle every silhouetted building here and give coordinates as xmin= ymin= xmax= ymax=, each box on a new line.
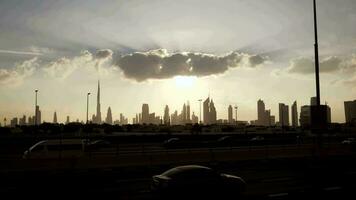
xmin=310 ymin=97 xmax=317 ymax=106
xmin=257 ymin=99 xmax=266 ymax=126
xmin=203 ymin=97 xmax=217 ymax=124
xmin=187 ymin=102 xmax=191 ymax=123
xmin=291 ymin=101 xmax=298 ymax=127
xmin=300 ymin=105 xmax=311 ymax=127
xmin=182 ymin=104 xmax=187 ymax=123
xmin=66 ymin=116 xmax=70 ymax=124
xmin=228 ymin=105 xmax=233 ymax=124
xmin=192 ymin=112 xmax=199 ymax=124
xmin=142 ymin=104 xmax=149 ymax=124
xmin=344 ymin=100 xmax=356 ymax=123
xmin=171 ymin=110 xmax=179 ymax=125
xmin=10 ymin=117 xmax=18 ymax=127
xmin=53 ymin=111 xmax=57 ymax=124
xmin=105 ymin=107 xmax=113 ymax=125
xmin=257 ymin=99 xmax=272 ymax=126
xmin=270 ymin=116 xmax=275 ymax=126
xmin=265 ymin=110 xmax=271 ymax=126
xmin=93 ymin=81 xmax=102 ymax=124
xmin=164 ymin=105 xmax=170 ymax=125
xmin=19 ymin=115 xmax=26 ymax=125
xmin=35 ymin=105 xmax=41 ymax=125
xmin=279 ymin=103 xmax=289 ymax=126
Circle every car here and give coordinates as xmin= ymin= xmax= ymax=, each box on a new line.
xmin=85 ymin=139 xmax=111 ymax=151
xmin=151 ymin=165 xmax=246 ymax=199
xmin=23 ymin=139 xmax=85 ymax=159
xmin=163 ymin=138 xmax=180 ymax=148
xmin=250 ymin=136 xmax=264 ymax=141
xmin=342 ymin=138 xmax=355 ymax=144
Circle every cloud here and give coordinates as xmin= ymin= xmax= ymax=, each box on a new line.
xmin=0 ymin=57 xmax=38 ymax=86
xmin=43 ymin=50 xmax=93 ymax=79
xmin=43 ymin=49 xmax=116 ymax=79
xmin=0 ymin=49 xmax=43 ymax=56
xmin=95 ymin=49 xmax=113 ymax=59
xmin=115 ymin=49 xmax=267 ymax=81
xmin=287 ymin=56 xmax=343 ymax=74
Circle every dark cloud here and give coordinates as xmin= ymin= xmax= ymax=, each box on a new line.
xmin=115 ymin=49 xmax=267 ymax=81
xmin=95 ymin=49 xmax=113 ymax=59
xmin=287 ymin=56 xmax=342 ymax=74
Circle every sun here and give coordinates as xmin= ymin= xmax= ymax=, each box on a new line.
xmin=174 ymin=76 xmax=197 ymax=88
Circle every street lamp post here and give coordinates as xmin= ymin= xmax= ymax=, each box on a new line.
xmin=35 ymin=90 xmax=38 ymax=125
xmin=198 ymin=99 xmax=202 ymax=124
xmin=86 ymin=93 xmax=91 ymax=124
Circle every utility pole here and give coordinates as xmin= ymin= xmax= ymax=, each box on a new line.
xmin=35 ymin=89 xmax=38 ymax=125
xmin=198 ymin=99 xmax=202 ymax=124
xmin=86 ymin=93 xmax=91 ymax=124
xmin=313 ymin=0 xmax=320 ymax=106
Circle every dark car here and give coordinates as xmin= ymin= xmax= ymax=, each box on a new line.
xmin=84 ymin=139 xmax=111 ymax=151
xmin=151 ymin=165 xmax=246 ymax=199
xmin=163 ymin=138 xmax=180 ymax=148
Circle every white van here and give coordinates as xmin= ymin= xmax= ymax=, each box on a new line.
xmin=23 ymin=139 xmax=85 ymax=159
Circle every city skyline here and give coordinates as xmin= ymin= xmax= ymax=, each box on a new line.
xmin=1 ymin=0 xmax=356 ymax=123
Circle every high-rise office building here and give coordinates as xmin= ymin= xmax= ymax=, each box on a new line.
xmin=142 ymin=104 xmax=149 ymax=124
xmin=265 ymin=110 xmax=271 ymax=126
xmin=203 ymin=97 xmax=217 ymax=124
xmin=279 ymin=103 xmax=289 ymax=126
xmin=344 ymin=100 xmax=356 ymax=123
xmin=257 ymin=99 xmax=266 ymax=126
xmin=300 ymin=105 xmax=311 ymax=127
xmin=35 ymin=105 xmax=41 ymax=125
xmin=228 ymin=105 xmax=233 ymax=124
xmin=53 ymin=111 xmax=57 ymax=124
xmin=66 ymin=116 xmax=70 ymax=124
xmin=105 ymin=107 xmax=113 ymax=125
xmin=291 ymin=101 xmax=298 ymax=127
xmin=203 ymin=97 xmax=210 ymax=124
xmin=270 ymin=116 xmax=276 ymax=126
xmin=19 ymin=115 xmax=26 ymax=126
xmin=182 ymin=104 xmax=187 ymax=123
xmin=164 ymin=105 xmax=170 ymax=125
xmin=187 ymin=102 xmax=191 ymax=123
xmin=310 ymin=97 xmax=317 ymax=106
xmin=10 ymin=117 xmax=18 ymax=127
xmin=192 ymin=112 xmax=199 ymax=124
xmin=94 ymin=81 xmax=102 ymax=124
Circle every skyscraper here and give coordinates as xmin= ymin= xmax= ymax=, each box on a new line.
xmin=203 ymin=96 xmax=217 ymax=124
xmin=142 ymin=104 xmax=149 ymax=124
xmin=164 ymin=105 xmax=170 ymax=125
xmin=105 ymin=107 xmax=113 ymax=125
xmin=228 ymin=105 xmax=233 ymax=124
xmin=257 ymin=99 xmax=266 ymax=126
xmin=291 ymin=101 xmax=298 ymax=127
xmin=300 ymin=105 xmax=311 ymax=127
xmin=192 ymin=112 xmax=199 ymax=124
xmin=203 ymin=97 xmax=210 ymax=124
xmin=35 ymin=105 xmax=41 ymax=125
xmin=95 ymin=80 xmax=102 ymax=124
xmin=66 ymin=116 xmax=70 ymax=124
xmin=279 ymin=103 xmax=289 ymax=126
xmin=182 ymin=103 xmax=187 ymax=123
xmin=53 ymin=111 xmax=57 ymax=124
xmin=186 ymin=101 xmax=191 ymax=123
xmin=210 ymin=100 xmax=217 ymax=124
xmin=344 ymin=100 xmax=356 ymax=123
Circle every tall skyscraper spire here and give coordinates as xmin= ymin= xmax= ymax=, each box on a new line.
xmin=96 ymin=80 xmax=102 ymax=124
xmin=53 ymin=111 xmax=57 ymax=123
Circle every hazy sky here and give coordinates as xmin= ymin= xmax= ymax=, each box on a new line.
xmin=0 ymin=0 xmax=355 ymax=123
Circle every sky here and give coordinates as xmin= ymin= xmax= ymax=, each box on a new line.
xmin=0 ymin=0 xmax=355 ymax=124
